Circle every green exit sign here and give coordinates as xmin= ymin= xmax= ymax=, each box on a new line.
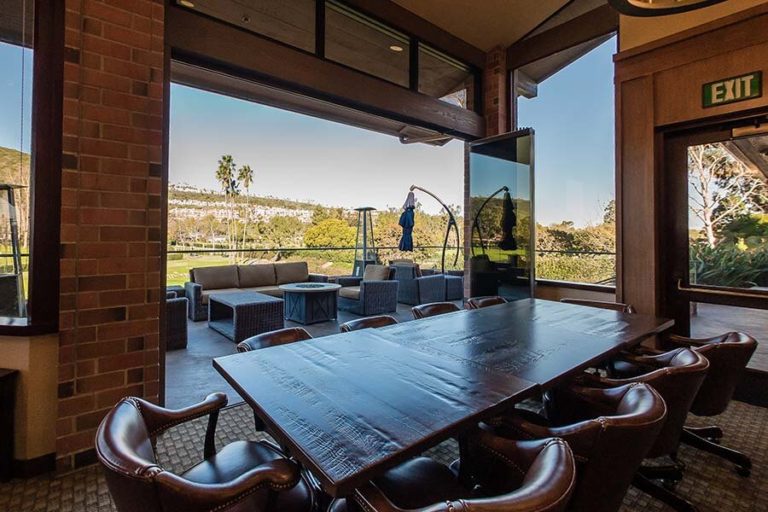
xmin=703 ymin=71 xmax=762 ymax=108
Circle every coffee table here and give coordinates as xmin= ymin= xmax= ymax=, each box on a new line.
xmin=279 ymin=282 xmax=341 ymax=325
xmin=208 ymin=292 xmax=284 ymax=343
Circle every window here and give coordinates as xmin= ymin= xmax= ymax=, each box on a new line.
xmin=175 ymin=0 xmax=316 ymax=53
xmin=516 ymin=35 xmax=617 ymax=286
xmin=0 ymin=0 xmax=34 ymax=319
xmin=419 ymin=44 xmax=475 ymax=110
xmin=0 ymin=1 xmax=62 ymax=331
xmin=325 ymin=0 xmax=410 ymax=88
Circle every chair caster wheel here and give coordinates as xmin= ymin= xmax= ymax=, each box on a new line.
xmin=736 ymin=466 xmax=751 ymax=478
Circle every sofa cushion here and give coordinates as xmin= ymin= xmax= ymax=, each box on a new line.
xmin=339 ymin=286 xmax=360 ymax=300
xmin=275 ymin=262 xmax=309 ymax=284
xmin=200 ymin=288 xmax=240 ymax=305
xmin=363 ymin=264 xmax=390 ymax=282
xmin=239 ymin=264 xmax=277 ymax=288
xmin=192 ymin=265 xmax=239 ymax=290
xmin=241 ymin=286 xmax=283 ymax=298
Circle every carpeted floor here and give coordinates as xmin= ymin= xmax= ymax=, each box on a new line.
xmin=1 ymin=400 xmax=765 ymax=512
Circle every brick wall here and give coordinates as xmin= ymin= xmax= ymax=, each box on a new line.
xmin=483 ymin=46 xmax=509 ymax=137
xmin=57 ymin=0 xmax=165 ymax=471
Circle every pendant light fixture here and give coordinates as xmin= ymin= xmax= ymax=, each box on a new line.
xmin=609 ymin=0 xmax=726 ymax=17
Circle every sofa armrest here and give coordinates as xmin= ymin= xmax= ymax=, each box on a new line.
xmin=307 ymin=273 xmax=328 ymax=283
xmin=184 ymin=282 xmax=206 ymax=321
xmin=337 ymin=276 xmax=363 ymax=287
xmin=415 ymin=274 xmax=445 ymax=303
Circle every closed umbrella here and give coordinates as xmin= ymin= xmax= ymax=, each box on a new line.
xmin=399 ymin=192 xmax=416 ymax=251
xmin=498 ymin=191 xmax=517 ymax=250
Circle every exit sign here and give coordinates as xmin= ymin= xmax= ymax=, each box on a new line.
xmin=703 ymin=71 xmax=762 ymax=108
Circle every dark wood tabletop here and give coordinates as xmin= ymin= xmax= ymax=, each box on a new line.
xmin=213 ymin=298 xmax=672 ymax=497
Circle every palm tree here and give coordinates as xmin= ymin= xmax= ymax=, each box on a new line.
xmin=238 ymin=164 xmax=254 ymax=257
xmin=216 ymin=155 xmax=239 ymax=257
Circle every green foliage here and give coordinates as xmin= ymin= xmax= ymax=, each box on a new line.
xmin=690 ymin=242 xmax=768 ymax=288
xmin=719 ymin=213 xmax=768 ymax=248
xmin=537 ymin=254 xmax=615 ymax=284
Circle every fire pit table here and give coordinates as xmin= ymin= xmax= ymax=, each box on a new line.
xmin=279 ymin=282 xmax=341 ymax=325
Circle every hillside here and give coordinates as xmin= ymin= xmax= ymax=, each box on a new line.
xmin=0 ymin=146 xmax=30 ymax=186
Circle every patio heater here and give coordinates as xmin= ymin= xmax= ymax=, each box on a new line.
xmin=352 ymin=207 xmax=378 ymax=277
xmin=409 ymin=185 xmax=460 ymax=274
xmin=0 ymin=185 xmax=26 ymax=318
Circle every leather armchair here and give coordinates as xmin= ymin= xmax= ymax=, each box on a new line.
xmin=237 ymin=327 xmax=312 ymax=352
xmin=560 ymin=298 xmax=636 ymax=314
xmin=95 ymin=393 xmax=314 ymax=512
xmin=465 ymin=296 xmax=507 ymax=309
xmin=491 ymin=383 xmax=666 ymax=512
xmin=630 ymin=332 xmax=757 ymax=476
xmin=333 ymin=433 xmax=576 ymax=512
xmin=574 ymin=348 xmax=709 ymax=512
xmin=339 ymin=315 xmax=398 ymax=333
xmin=412 ymin=301 xmax=461 ymax=319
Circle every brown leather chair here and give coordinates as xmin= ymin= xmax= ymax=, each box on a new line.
xmin=492 ymin=383 xmax=666 ymax=512
xmin=659 ymin=332 xmax=755 ymax=476
xmin=332 ymin=434 xmax=576 ymax=512
xmin=339 ymin=315 xmax=398 ymax=333
xmin=411 ymin=301 xmax=461 ymax=319
xmin=96 ymin=393 xmax=314 ymax=512
xmin=560 ymin=298 xmax=636 ymax=314
xmin=465 ymin=296 xmax=508 ymax=309
xmin=578 ymin=348 xmax=709 ymax=512
xmin=237 ymin=327 xmax=312 ymax=352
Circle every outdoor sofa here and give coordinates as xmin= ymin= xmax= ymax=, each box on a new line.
xmin=185 ymin=261 xmax=327 ymax=321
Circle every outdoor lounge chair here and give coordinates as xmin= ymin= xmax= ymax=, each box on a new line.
xmin=391 ymin=263 xmax=446 ymax=305
xmin=337 ymin=265 xmax=399 ymax=316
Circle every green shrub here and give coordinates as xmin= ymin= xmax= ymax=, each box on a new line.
xmin=536 ymin=254 xmax=615 ymax=284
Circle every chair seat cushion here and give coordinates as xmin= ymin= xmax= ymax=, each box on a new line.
xmin=182 ymin=441 xmax=313 ymax=512
xmin=201 ymin=288 xmax=241 ymax=305
xmin=339 ymin=286 xmax=360 ymax=300
xmin=373 ymin=457 xmax=469 ymax=509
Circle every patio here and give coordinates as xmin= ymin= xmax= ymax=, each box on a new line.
xmin=165 ymin=300 xmax=464 ymax=408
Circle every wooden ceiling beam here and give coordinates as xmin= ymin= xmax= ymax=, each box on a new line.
xmin=506 ymin=4 xmax=618 ymax=71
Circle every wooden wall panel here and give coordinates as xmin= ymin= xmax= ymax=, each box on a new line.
xmin=617 ymin=76 xmax=658 ymax=314
xmin=653 ymin=41 xmax=768 ymax=126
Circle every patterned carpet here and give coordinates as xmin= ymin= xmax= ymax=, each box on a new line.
xmin=1 ymin=400 xmax=765 ymax=512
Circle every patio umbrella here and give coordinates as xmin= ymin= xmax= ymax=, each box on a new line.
xmin=399 ymin=192 xmax=416 ymax=251
xmin=498 ymin=190 xmax=517 ymax=250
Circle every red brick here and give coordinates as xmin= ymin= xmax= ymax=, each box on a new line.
xmin=75 ymin=407 xmax=113 ymax=431
xmin=57 ymin=430 xmax=98 ymax=455
xmin=76 ymin=339 xmax=126 ymax=359
xmin=84 ymin=0 xmax=134 ymax=27
xmin=96 ymin=384 xmax=144 ymax=408
xmin=98 ymin=351 xmax=145 ymax=373
xmin=77 ymin=306 xmax=127 ymax=326
xmin=77 ymin=242 xmax=128 ymax=259
xmin=78 ymin=273 xmax=127 ymax=291
xmin=100 ymin=226 xmax=146 ymax=242
xmin=100 ymin=288 xmax=145 ymax=307
xmin=76 ymin=371 xmax=125 ymax=393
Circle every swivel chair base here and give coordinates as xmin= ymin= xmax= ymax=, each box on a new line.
xmin=682 ymin=426 xmax=752 ymax=477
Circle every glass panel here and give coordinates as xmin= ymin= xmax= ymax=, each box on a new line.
xmin=517 ymin=35 xmax=617 ymax=286
xmin=687 ymin=139 xmax=768 ymax=289
xmin=0 ymin=0 xmax=34 ymax=318
xmin=176 ymin=0 xmax=316 ymax=53
xmin=325 ymin=0 xmax=410 ymax=87
xmin=469 ymin=131 xmax=534 ymax=301
xmin=418 ymin=44 xmax=474 ymax=109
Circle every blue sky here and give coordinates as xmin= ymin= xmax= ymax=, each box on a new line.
xmin=1 ymin=34 xmax=615 ymax=225
xmin=0 ymin=42 xmax=33 ymax=153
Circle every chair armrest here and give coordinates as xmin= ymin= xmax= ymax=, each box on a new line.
xmin=135 ymin=392 xmax=227 ymax=457
xmin=308 ymin=273 xmax=328 ymax=283
xmin=665 ymin=334 xmax=711 ymax=347
xmin=337 ymin=276 xmax=363 ymax=287
xmin=156 ymin=458 xmax=301 ymax=512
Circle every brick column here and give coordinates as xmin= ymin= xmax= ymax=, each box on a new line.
xmin=57 ymin=0 xmax=165 ymax=471
xmin=483 ymin=46 xmax=510 ymax=137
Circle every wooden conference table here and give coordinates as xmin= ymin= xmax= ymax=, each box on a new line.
xmin=214 ymin=298 xmax=672 ymax=497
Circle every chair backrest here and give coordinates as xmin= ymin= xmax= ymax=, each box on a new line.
xmin=96 ymin=398 xmax=164 ymax=512
xmin=462 ymin=437 xmax=576 ymax=512
xmin=466 ymin=296 xmax=508 ymax=309
xmin=391 ymin=264 xmax=420 ymax=281
xmin=688 ymin=332 xmax=757 ymax=416
xmin=339 ymin=315 xmax=398 ymax=333
xmin=550 ymin=383 xmax=667 ymax=512
xmin=625 ymin=348 xmax=709 ymax=457
xmin=560 ymin=298 xmax=636 ymax=314
xmin=411 ymin=301 xmax=461 ymax=319
xmin=237 ymin=327 xmax=312 ymax=352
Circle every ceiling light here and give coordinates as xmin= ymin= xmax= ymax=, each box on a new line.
xmin=178 ymin=0 xmax=195 ymax=7
xmin=389 ymin=45 xmax=404 ymax=52
xmin=609 ymin=0 xmax=726 ymax=16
